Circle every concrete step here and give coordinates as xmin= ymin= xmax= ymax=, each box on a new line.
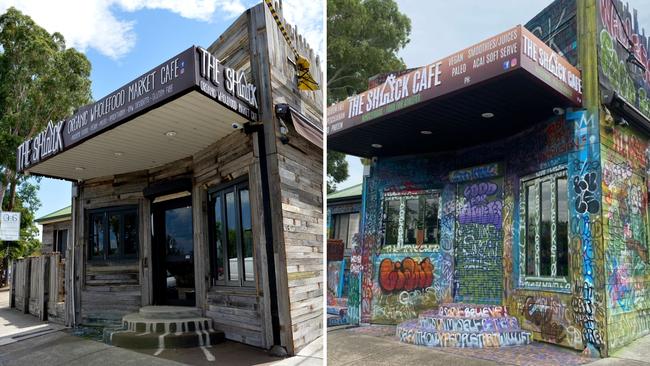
xmin=110 ymin=328 xmax=225 ymax=349
xmin=122 ymin=313 xmax=213 ymax=334
xmin=433 ymin=303 xmax=510 ymax=318
xmin=138 ymin=305 xmax=202 ymax=319
xmin=327 ymin=314 xmax=349 ymax=327
xmin=397 ymin=319 xmax=532 ymax=348
xmin=417 ymin=315 xmax=521 ymax=332
xmin=327 ymin=305 xmax=348 ymax=317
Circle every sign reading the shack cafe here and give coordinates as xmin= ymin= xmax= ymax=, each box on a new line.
xmin=17 ymin=46 xmax=258 ymax=173
xmin=327 ymin=25 xmax=582 ymax=136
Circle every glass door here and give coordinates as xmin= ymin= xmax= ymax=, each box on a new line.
xmin=152 ymin=196 xmax=195 ymax=306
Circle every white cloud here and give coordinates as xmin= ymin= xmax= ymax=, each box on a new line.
xmin=0 ymin=0 xmax=252 ymax=59
xmin=281 ymin=0 xmax=324 ymax=62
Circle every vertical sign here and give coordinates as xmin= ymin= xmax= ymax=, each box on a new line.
xmin=0 ymin=212 xmax=21 ymax=241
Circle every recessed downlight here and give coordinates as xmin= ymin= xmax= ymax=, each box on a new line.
xmin=420 ymin=130 xmax=432 ymax=135
xmin=75 ymin=167 xmax=85 ymax=171
xmin=164 ymin=131 xmax=177 ymax=137
xmin=371 ymin=143 xmax=383 ymax=148
xmin=481 ymin=112 xmax=495 ymax=118
xmin=114 ymin=151 xmax=124 ymax=157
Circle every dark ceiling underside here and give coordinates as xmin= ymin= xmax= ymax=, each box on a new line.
xmin=328 ymin=69 xmax=576 ymax=158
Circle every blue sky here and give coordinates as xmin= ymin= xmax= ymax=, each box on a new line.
xmin=0 ymin=0 xmax=323 ymax=221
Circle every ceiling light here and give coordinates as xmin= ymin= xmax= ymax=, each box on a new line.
xmin=371 ymin=143 xmax=383 ymax=148
xmin=75 ymin=167 xmax=85 ymax=171
xmin=164 ymin=131 xmax=177 ymax=137
xmin=481 ymin=112 xmax=494 ymax=118
xmin=420 ymin=130 xmax=432 ymax=135
xmin=114 ymin=152 xmax=123 ymax=157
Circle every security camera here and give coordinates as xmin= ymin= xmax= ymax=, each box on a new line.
xmin=232 ymin=122 xmax=243 ymax=130
xmin=371 ymin=156 xmax=379 ymax=164
xmin=553 ymin=107 xmax=565 ymax=116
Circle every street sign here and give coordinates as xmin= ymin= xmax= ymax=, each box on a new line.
xmin=0 ymin=211 xmax=21 ymax=241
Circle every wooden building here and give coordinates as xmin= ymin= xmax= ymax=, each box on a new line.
xmin=36 ymin=206 xmax=71 ymax=258
xmin=16 ymin=2 xmax=322 ymax=355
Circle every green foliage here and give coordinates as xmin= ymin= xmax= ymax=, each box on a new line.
xmin=327 ymin=150 xmax=349 ymax=193
xmin=1 ymin=181 xmax=41 ymax=260
xmin=327 ymin=0 xmax=411 ymax=104
xmin=0 ymin=7 xmax=92 ymax=171
xmin=0 ymin=7 xmax=92 ymax=271
xmin=327 ymin=0 xmax=411 ymax=190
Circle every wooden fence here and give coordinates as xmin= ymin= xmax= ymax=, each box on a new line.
xmin=10 ymin=253 xmax=65 ymax=323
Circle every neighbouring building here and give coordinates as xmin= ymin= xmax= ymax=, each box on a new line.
xmin=36 ymin=206 xmax=71 ymax=258
xmin=326 ymin=183 xmax=362 ymax=326
xmin=14 ymin=2 xmax=322 ymax=356
xmin=327 ymin=0 xmax=650 ymax=357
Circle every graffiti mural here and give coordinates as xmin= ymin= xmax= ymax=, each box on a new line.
xmin=371 ymin=254 xmax=439 ymax=323
xmin=378 ymin=257 xmax=434 ymax=292
xmin=455 ymin=178 xmax=504 ymax=304
xmin=601 ymin=125 xmax=650 ymax=352
xmin=567 ymin=109 xmax=605 ymax=356
xmin=525 ymin=0 xmax=578 ymax=66
xmin=598 ymin=0 xmax=650 ymax=118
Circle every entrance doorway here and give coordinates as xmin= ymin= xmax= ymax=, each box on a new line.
xmin=453 ymin=177 xmax=504 ymax=305
xmin=152 ymin=195 xmax=195 ymax=306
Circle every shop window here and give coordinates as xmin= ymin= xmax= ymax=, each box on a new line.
xmin=383 ymin=191 xmax=440 ymax=247
xmin=88 ymin=207 xmax=138 ymax=261
xmin=53 ymin=229 xmax=68 ymax=258
xmin=521 ymin=169 xmax=568 ymax=286
xmin=209 ymin=179 xmax=255 ymax=287
xmin=330 ymin=212 xmax=360 ymax=249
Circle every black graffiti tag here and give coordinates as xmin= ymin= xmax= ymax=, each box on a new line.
xmin=573 ymin=172 xmax=600 ymax=214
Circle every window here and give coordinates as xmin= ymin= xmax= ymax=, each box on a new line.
xmin=88 ymin=207 xmax=138 ymax=261
xmin=330 ymin=212 xmax=360 ymax=249
xmin=53 ymin=229 xmax=68 ymax=258
xmin=209 ymin=180 xmax=255 ymax=287
xmin=521 ymin=169 xmax=568 ymax=287
xmin=382 ymin=191 xmax=440 ymax=246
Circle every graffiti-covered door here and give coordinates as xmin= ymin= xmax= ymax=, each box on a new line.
xmin=454 ymin=178 xmax=504 ymax=304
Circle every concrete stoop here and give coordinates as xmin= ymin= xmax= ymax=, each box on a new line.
xmin=327 ymin=305 xmax=349 ymax=327
xmin=396 ymin=303 xmax=533 ymax=348
xmin=105 ymin=306 xmax=225 ymax=350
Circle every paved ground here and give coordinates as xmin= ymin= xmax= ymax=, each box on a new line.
xmin=327 ymin=325 xmax=650 ymax=366
xmin=0 ymin=288 xmax=323 ymax=366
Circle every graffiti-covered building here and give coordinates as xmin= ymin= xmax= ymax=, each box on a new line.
xmin=327 ymin=0 xmax=650 ymax=357
xmin=326 ymin=184 xmax=362 ymax=326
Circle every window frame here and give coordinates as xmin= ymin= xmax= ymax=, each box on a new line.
xmin=330 ymin=212 xmax=360 ymax=249
xmin=208 ymin=177 xmax=255 ymax=288
xmin=53 ymin=229 xmax=68 ymax=258
xmin=381 ymin=189 xmax=441 ymax=248
xmin=87 ymin=205 xmax=139 ymax=262
xmin=519 ymin=167 xmax=570 ymax=291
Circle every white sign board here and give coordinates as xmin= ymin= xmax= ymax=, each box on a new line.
xmin=0 ymin=212 xmax=21 ymax=241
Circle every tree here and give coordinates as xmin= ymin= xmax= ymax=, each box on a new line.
xmin=0 ymin=7 xmax=92 ymax=284
xmin=327 ymin=150 xmax=348 ymax=193
xmin=326 ymin=0 xmax=411 ymax=191
xmin=0 ymin=7 xmax=92 ymax=210
xmin=327 ymin=0 xmax=411 ymax=103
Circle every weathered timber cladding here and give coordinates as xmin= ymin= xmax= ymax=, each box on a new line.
xmin=261 ymin=2 xmax=324 ymax=353
xmin=48 ymin=253 xmax=66 ymax=323
xmin=193 ymin=120 xmax=271 ymax=347
xmin=41 ymin=221 xmax=71 ymax=254
xmin=78 ymin=172 xmax=146 ymax=325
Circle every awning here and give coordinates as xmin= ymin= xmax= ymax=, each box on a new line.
xmin=275 ymin=104 xmax=323 ymax=148
xmin=327 ymin=25 xmax=583 ymax=157
xmin=17 ymin=46 xmax=259 ymax=180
